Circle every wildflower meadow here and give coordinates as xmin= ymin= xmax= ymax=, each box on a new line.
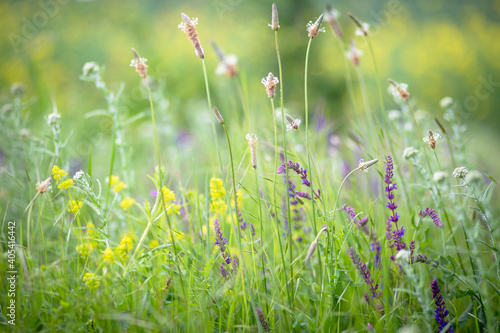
xmin=1 ymin=1 xmax=499 ymax=332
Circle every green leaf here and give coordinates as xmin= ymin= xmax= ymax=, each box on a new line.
xmin=458 ymin=302 xmax=474 ymax=327
xmin=85 ymin=109 xmax=110 ymax=118
xmin=453 ymin=288 xmax=476 ymax=298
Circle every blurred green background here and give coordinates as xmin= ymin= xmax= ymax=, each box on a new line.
xmin=1 ymin=0 xmax=499 ymax=178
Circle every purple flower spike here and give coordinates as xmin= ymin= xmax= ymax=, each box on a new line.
xmin=349 ymin=247 xmax=382 ymax=300
xmin=419 ymin=207 xmax=442 ymax=227
xmin=431 ymin=279 xmax=454 ymax=332
xmin=384 ymin=156 xmax=406 ymax=257
xmin=342 ymin=204 xmax=369 ymax=235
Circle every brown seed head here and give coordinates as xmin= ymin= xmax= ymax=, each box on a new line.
xmin=179 ymin=13 xmax=205 ymax=59
xmin=213 ymin=106 xmax=224 ymax=124
xmin=246 ymin=133 xmax=258 ymax=169
xmin=36 ymin=177 xmax=52 ymax=193
xmin=325 ymin=5 xmax=343 ymax=38
xmin=130 ymin=48 xmax=148 ymax=79
xmin=261 ymin=72 xmax=279 ymax=99
xmin=428 ymin=130 xmax=436 ymax=149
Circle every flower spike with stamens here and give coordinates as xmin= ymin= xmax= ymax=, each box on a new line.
xmin=285 ymin=114 xmax=301 ymax=131
xmin=346 ymin=39 xmax=362 ymax=66
xmin=387 ymin=78 xmax=410 ymax=103
xmin=211 ymin=41 xmax=238 ymax=77
xmin=130 ymin=48 xmax=148 ymax=79
xmin=423 ymin=130 xmax=441 ymax=149
xmin=306 ymin=14 xmax=325 ymax=38
xmin=261 ymin=72 xmax=279 ymax=99
xmin=347 ymin=13 xmax=369 ymax=36
xmin=178 ymin=13 xmax=204 ymax=59
xmin=325 ymin=5 xmax=343 ymax=38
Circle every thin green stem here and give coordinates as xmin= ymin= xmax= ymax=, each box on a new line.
xmin=275 ymin=29 xmax=293 ymax=316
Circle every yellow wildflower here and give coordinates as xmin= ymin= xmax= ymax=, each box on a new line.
xmin=231 ymin=189 xmax=244 ymax=208
xmin=167 ymin=202 xmax=181 ymax=215
xmin=83 ymin=272 xmax=101 ymax=290
xmin=113 ymin=181 xmax=126 ymax=192
xmin=58 ymin=179 xmax=74 ymax=189
xmin=211 ymin=198 xmax=227 ymax=214
xmin=51 ymin=165 xmax=67 ymax=183
xmin=161 ymin=186 xmax=176 ymax=203
xmin=115 ymin=236 xmax=133 ymax=261
xmin=109 ymin=175 xmax=119 ymax=186
xmin=68 ymin=200 xmax=83 ymax=214
xmin=149 ymin=239 xmax=159 ymax=248
xmin=76 ymin=242 xmax=94 ymax=256
xmin=210 ymin=177 xmax=225 ymax=199
xmin=120 ymin=236 xmax=133 ymax=251
xmin=167 ymin=230 xmax=185 ymax=243
xmin=102 ymin=247 xmax=115 ymax=264
xmin=120 ymin=197 xmax=136 ymax=210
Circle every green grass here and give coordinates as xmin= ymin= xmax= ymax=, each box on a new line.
xmin=1 ymin=5 xmax=499 ymax=333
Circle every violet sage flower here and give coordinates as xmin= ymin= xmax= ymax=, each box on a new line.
xmin=349 ymin=247 xmax=382 ymax=302
xmin=419 ymin=207 xmax=442 ymax=228
xmin=431 ymin=279 xmax=454 ymax=333
xmin=341 ymin=204 xmax=369 ymax=234
xmin=385 ymin=155 xmax=406 ymax=259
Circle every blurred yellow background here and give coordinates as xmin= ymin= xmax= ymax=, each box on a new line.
xmin=1 ymin=0 xmax=499 ymax=176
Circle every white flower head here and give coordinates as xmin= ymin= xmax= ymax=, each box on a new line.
xmin=388 ymin=110 xmax=401 ymax=121
xmin=403 ymin=147 xmax=419 ymax=160
xmin=346 ymin=39 xmax=362 ymax=66
xmin=48 ymin=111 xmax=61 ymax=126
xmin=355 ymin=22 xmax=370 ymax=36
xmin=395 ymin=249 xmax=411 ymax=264
xmin=73 ymin=170 xmax=85 ymax=181
xmin=432 ymin=171 xmax=448 ymax=184
xmin=439 ymin=97 xmax=454 ymax=109
xmin=452 ymin=166 xmax=469 ymax=180
xmin=82 ymin=62 xmax=100 ymax=77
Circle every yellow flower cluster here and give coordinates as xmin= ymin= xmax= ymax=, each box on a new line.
xmin=120 ymin=197 xmax=136 ymax=210
xmin=161 ymin=186 xmax=180 ymax=215
xmin=83 ymin=272 xmax=101 ymax=290
xmin=76 ymin=242 xmax=94 ymax=256
xmin=110 ymin=175 xmax=127 ymax=192
xmin=68 ymin=200 xmax=83 ymax=214
xmin=210 ymin=177 xmax=227 ymax=214
xmin=52 ymin=165 xmax=68 ymax=183
xmin=87 ymin=222 xmax=98 ymax=246
xmin=102 ymin=247 xmax=115 ymax=264
xmin=115 ymin=236 xmax=133 ymax=261
xmin=58 ymin=179 xmax=74 ymax=189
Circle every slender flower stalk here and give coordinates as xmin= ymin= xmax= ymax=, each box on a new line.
xmin=304 ymin=13 xmax=324 ymax=260
xmin=273 ymin=14 xmax=293 ymax=313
